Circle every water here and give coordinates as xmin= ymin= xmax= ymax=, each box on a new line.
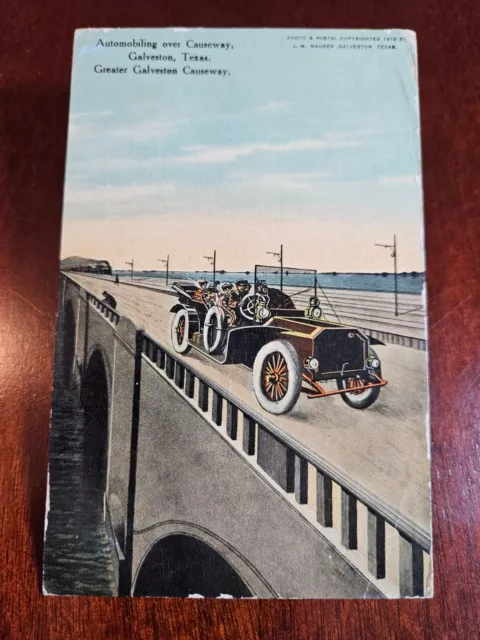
xmin=115 ymin=270 xmax=425 ymax=295
xmin=43 ymin=315 xmax=115 ymax=595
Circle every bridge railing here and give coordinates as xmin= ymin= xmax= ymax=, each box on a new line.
xmin=86 ymin=292 xmax=120 ymax=326
xmin=140 ymin=331 xmax=431 ymax=598
xmin=360 ymin=327 xmax=426 ymax=351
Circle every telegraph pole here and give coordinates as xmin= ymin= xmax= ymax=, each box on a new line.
xmin=204 ymin=250 xmax=216 ymax=282
xmin=125 ymin=258 xmax=134 ymax=281
xmin=375 ymin=235 xmax=398 ymax=316
xmin=267 ymin=244 xmax=283 ymax=291
xmin=158 ymin=255 xmax=170 ymax=286
xmin=393 ymin=235 xmax=397 ymax=316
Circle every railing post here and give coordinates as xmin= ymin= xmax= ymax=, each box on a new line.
xmin=367 ymin=509 xmax=386 ymax=579
xmin=156 ymin=348 xmax=165 ymax=370
xmin=341 ymin=489 xmax=358 ymax=549
xmin=211 ymin=391 xmax=223 ymax=425
xmin=226 ymin=403 xmax=238 ymax=440
xmin=184 ymin=370 xmax=195 ymax=398
xmin=143 ymin=338 xmax=149 ymax=358
xmin=174 ymin=362 xmax=185 ymax=389
xmin=198 ymin=380 xmax=209 ymax=412
xmin=257 ymin=427 xmax=294 ymax=493
xmin=165 ymin=354 xmax=175 ymax=379
xmin=399 ymin=534 xmax=424 ymax=597
xmin=242 ymin=415 xmax=256 ymax=455
xmin=294 ymin=455 xmax=308 ymax=504
xmin=148 ymin=341 xmax=155 ymax=360
xmin=316 ymin=471 xmax=333 ymax=527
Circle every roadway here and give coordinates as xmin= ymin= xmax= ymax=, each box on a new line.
xmin=70 ymin=273 xmax=431 ymax=535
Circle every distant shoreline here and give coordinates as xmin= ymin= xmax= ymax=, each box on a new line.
xmin=113 ymin=270 xmax=425 ymax=277
xmin=107 ymin=270 xmax=425 ymax=295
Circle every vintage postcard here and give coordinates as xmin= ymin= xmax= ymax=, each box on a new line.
xmin=43 ymin=28 xmax=431 ymax=598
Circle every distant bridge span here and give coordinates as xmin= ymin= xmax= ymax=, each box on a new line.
xmin=59 ymin=273 xmax=431 ymax=598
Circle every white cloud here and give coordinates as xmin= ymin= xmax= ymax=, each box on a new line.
xmin=68 ymin=111 xmax=116 ymax=141
xmin=68 ymin=156 xmax=144 ymax=173
xmin=64 ymin=182 xmax=176 ymax=205
xmin=67 ymin=115 xmax=188 ymax=145
xmin=112 ymin=117 xmax=189 ymax=142
xmin=67 ymin=134 xmax=363 ymax=175
xmin=229 ymin=170 xmax=334 ymax=190
xmin=175 ymin=137 xmax=362 ymax=164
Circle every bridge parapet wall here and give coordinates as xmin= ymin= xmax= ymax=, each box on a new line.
xmin=62 ymin=279 xmax=119 ymax=385
xmin=62 ymin=278 xmax=83 ymax=385
xmin=130 ymin=357 xmax=380 ymax=598
xmin=84 ymin=296 xmax=116 ymax=388
xmin=106 ymin=315 xmax=138 ymax=583
xmin=136 ymin=333 xmax=431 ymax=598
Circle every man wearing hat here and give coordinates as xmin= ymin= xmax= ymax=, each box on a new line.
xmin=232 ymin=279 xmax=251 ymax=302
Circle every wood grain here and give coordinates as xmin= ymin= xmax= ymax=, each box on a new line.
xmin=0 ymin=0 xmax=479 ymax=637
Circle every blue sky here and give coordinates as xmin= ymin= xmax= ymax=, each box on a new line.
xmin=61 ymin=28 xmax=424 ymax=271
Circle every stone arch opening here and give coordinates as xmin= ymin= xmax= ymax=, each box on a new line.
xmin=63 ymin=300 xmax=76 ymax=385
xmin=82 ymin=349 xmax=109 ymax=498
xmin=133 ymin=534 xmax=253 ymax=597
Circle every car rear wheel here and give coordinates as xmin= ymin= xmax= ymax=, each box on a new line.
xmin=252 ymin=340 xmax=302 ymax=415
xmin=203 ymin=306 xmax=227 ymax=355
xmin=170 ymin=309 xmax=191 ymax=354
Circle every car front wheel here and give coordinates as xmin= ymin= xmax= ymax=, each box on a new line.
xmin=336 ymin=375 xmax=381 ymax=409
xmin=252 ymin=340 xmax=302 ymax=415
xmin=337 ymin=347 xmax=382 ymax=409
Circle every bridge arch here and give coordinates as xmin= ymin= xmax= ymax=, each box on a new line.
xmin=81 ymin=348 xmax=110 ymax=498
xmin=133 ymin=522 xmax=277 ymax=597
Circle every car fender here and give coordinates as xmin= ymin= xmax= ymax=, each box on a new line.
xmin=170 ymin=303 xmax=200 ymax=334
xmin=170 ymin=302 xmax=188 ymax=314
xmin=224 ymin=325 xmax=290 ymax=366
xmin=368 ymin=336 xmax=386 ymax=346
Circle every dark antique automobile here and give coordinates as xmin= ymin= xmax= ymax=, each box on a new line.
xmin=169 ymin=268 xmax=387 ymax=415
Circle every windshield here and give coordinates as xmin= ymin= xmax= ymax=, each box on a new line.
xmin=253 ymin=264 xmax=317 ymax=300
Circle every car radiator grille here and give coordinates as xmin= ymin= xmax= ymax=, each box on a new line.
xmin=314 ymin=329 xmax=366 ymax=374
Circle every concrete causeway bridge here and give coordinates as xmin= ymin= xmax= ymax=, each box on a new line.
xmin=56 ymin=272 xmax=431 ymax=598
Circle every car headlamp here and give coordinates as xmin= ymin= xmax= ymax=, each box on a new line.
xmin=311 ymin=306 xmax=322 ymax=319
xmin=368 ymin=357 xmax=380 ymax=369
xmin=257 ymin=306 xmax=271 ymax=320
xmin=305 ymin=356 xmax=320 ymax=371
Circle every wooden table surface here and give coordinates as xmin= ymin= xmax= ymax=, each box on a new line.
xmin=0 ymin=0 xmax=479 ymax=638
